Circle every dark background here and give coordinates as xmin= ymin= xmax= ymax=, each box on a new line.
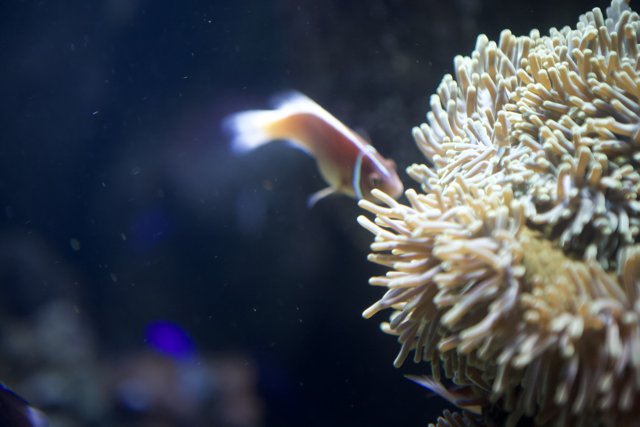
xmin=0 ymin=0 xmax=617 ymax=426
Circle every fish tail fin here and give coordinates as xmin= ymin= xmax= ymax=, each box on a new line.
xmin=223 ymin=109 xmax=282 ymax=153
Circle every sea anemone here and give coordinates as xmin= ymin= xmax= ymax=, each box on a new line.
xmin=357 ymin=1 xmax=640 ymax=426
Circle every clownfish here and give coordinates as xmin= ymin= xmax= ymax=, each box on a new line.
xmin=224 ymin=92 xmax=403 ymax=206
xmin=405 ymin=375 xmax=485 ymax=415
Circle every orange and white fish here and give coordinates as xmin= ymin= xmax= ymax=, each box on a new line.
xmin=224 ymin=92 xmax=403 ymax=206
xmin=406 ymin=375 xmax=485 ymax=415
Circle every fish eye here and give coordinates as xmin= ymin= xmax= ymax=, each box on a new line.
xmin=369 ymin=175 xmax=382 ymax=188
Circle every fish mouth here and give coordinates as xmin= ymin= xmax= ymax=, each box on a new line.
xmin=387 ymin=179 xmax=404 ymax=200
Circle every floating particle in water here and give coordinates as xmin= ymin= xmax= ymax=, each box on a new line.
xmin=69 ymin=238 xmax=81 ymax=251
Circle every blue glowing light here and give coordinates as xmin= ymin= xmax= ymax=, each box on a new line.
xmin=144 ymin=320 xmax=195 ymax=359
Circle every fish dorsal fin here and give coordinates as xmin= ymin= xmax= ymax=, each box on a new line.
xmin=271 ymin=91 xmax=364 ymax=147
xmin=270 ymin=91 xmax=323 ymax=114
xmin=354 ymin=127 xmax=371 ymax=143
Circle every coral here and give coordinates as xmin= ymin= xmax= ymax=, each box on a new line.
xmin=357 ymin=1 xmax=640 ymax=426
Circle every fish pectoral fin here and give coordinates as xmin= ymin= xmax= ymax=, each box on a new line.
xmin=307 ymin=186 xmax=337 ymax=208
